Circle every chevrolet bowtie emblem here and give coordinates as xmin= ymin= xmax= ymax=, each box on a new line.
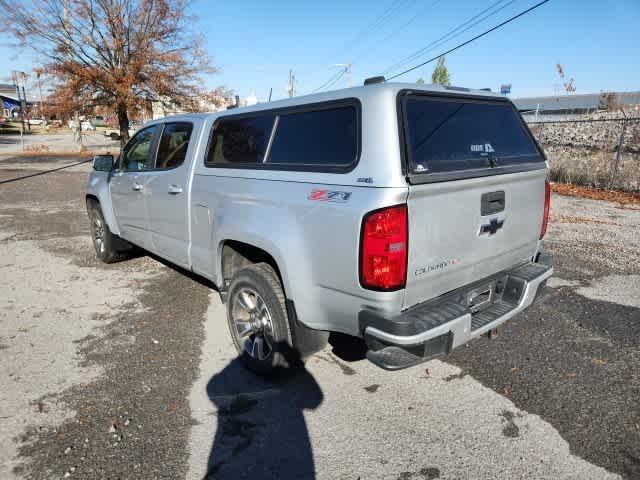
xmin=479 ymin=218 xmax=505 ymax=236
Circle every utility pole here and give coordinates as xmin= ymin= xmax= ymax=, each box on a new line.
xmin=12 ymin=70 xmax=26 ymax=132
xmin=288 ymin=69 xmax=296 ymax=98
xmin=21 ymin=82 xmax=30 ymax=131
xmin=335 ymin=63 xmax=353 ymax=87
xmin=610 ymin=108 xmax=628 ymax=189
xmin=36 ymin=68 xmax=44 ymax=119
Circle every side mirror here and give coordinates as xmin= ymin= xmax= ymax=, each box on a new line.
xmin=93 ymin=154 xmax=114 ymax=172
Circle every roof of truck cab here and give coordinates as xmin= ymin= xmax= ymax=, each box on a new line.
xmin=160 ymin=82 xmax=506 ymax=123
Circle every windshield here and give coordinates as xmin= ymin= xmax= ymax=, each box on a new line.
xmin=402 ymin=95 xmax=543 ymax=174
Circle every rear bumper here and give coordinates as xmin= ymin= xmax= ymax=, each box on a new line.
xmin=360 ymin=255 xmax=553 ymax=370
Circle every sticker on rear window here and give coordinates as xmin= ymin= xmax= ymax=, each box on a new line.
xmin=470 ymin=143 xmax=495 ymax=155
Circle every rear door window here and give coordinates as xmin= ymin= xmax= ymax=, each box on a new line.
xmin=206 ymin=114 xmax=275 ymax=165
xmin=266 ymin=105 xmax=357 ymax=167
xmin=402 ymin=95 xmax=542 ymax=175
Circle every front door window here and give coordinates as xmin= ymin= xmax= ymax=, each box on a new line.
xmin=120 ymin=126 xmax=159 ymax=172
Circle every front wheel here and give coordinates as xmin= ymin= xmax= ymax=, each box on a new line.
xmin=226 ymin=263 xmax=298 ymax=375
xmin=87 ymin=200 xmax=130 ymax=263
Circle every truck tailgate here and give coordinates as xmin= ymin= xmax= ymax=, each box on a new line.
xmin=403 ymin=168 xmax=546 ymax=309
xmin=398 ymin=91 xmax=548 ymax=310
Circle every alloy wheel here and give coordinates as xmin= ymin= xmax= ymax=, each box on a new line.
xmin=92 ymin=214 xmax=105 ymax=254
xmin=231 ymin=288 xmax=275 ymax=361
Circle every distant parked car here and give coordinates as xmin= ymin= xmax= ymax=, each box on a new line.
xmin=104 ymin=125 xmax=137 ymax=140
xmin=81 ymin=120 xmax=96 ymax=131
xmin=93 ymin=116 xmax=107 ymax=127
xmin=27 ymin=118 xmax=45 ymax=126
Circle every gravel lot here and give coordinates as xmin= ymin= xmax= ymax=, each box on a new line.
xmin=1 ymin=155 xmax=638 ymax=480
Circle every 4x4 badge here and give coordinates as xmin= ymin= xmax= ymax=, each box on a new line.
xmin=479 ymin=218 xmax=504 ymax=235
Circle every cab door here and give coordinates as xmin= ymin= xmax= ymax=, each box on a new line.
xmin=144 ymin=122 xmax=196 ymax=267
xmin=109 ymin=125 xmax=160 ymax=248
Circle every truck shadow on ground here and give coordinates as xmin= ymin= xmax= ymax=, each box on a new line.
xmin=328 ymin=332 xmax=368 ymax=362
xmin=203 ymin=345 xmax=323 ymax=480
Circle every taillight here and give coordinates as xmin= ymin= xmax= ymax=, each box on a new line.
xmin=540 ymin=179 xmax=551 ymax=239
xmin=360 ymin=205 xmax=408 ymax=291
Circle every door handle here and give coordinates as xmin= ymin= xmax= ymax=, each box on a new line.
xmin=132 ymin=182 xmax=143 ymax=191
xmin=168 ymin=184 xmax=183 ymax=195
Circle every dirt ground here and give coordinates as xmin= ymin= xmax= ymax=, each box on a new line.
xmin=0 ymin=155 xmax=638 ymax=480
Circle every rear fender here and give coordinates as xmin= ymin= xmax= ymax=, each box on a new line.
xmin=215 ymin=232 xmax=302 ymax=304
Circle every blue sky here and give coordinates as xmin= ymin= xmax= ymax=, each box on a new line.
xmin=2 ymin=0 xmax=638 ymax=102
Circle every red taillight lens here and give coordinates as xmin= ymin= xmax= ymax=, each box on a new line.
xmin=540 ymin=179 xmax=551 ymax=239
xmin=360 ymin=205 xmax=408 ymax=290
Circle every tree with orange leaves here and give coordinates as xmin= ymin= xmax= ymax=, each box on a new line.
xmin=0 ymin=0 xmax=216 ymax=143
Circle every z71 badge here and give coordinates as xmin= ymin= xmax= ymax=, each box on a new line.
xmin=308 ymin=189 xmax=352 ymax=203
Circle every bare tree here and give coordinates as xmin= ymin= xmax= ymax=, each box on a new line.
xmin=0 ymin=0 xmax=216 ymax=143
xmin=205 ymin=86 xmax=234 ymax=109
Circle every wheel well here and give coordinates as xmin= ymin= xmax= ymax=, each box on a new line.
xmin=85 ymin=194 xmax=99 ymax=207
xmin=220 ymin=240 xmax=284 ymax=292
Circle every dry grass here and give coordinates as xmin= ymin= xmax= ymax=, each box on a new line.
xmin=547 ymin=150 xmax=640 ymax=193
xmin=550 ymin=214 xmax=620 ymax=226
xmin=23 ymin=144 xmax=51 ymax=153
xmin=551 ymin=182 xmax=640 ymax=206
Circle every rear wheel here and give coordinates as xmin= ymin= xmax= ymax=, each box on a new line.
xmin=226 ymin=263 xmax=297 ymax=375
xmin=87 ymin=200 xmax=130 ymax=263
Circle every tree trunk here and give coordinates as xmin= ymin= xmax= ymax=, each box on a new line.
xmin=117 ymin=103 xmax=130 ymax=146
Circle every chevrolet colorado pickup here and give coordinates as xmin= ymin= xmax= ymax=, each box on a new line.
xmin=86 ymin=81 xmax=553 ymax=375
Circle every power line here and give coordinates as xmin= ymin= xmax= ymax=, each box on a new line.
xmin=386 ymin=0 xmax=551 ymax=81
xmin=314 ymin=0 xmax=512 ymax=93
xmin=349 ymin=0 xmax=445 ymax=67
xmin=309 ymin=0 xmax=414 ymax=93
xmin=339 ymin=0 xmax=415 ymax=58
xmin=0 ymin=158 xmax=93 ymax=185
xmin=335 ymin=63 xmax=352 ymax=87
xmin=383 ymin=0 xmax=515 ymax=75
xmin=318 ymin=68 xmax=348 ymax=93
xmin=311 ymin=68 xmax=345 ymax=93
xmin=382 ymin=0 xmax=516 ymax=76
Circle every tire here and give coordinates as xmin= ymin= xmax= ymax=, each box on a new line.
xmin=226 ymin=263 xmax=299 ymax=376
xmin=109 ymin=132 xmax=120 ymax=140
xmin=87 ymin=200 xmax=130 ymax=263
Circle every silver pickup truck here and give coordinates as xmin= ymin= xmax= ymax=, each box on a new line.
xmin=86 ymin=81 xmax=552 ymax=374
